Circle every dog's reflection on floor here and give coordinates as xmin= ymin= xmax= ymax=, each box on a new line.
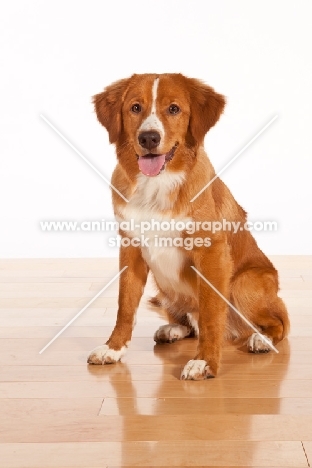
xmin=88 ymin=333 xmax=291 ymax=465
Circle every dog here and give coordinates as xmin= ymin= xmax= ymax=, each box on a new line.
xmin=87 ymin=73 xmax=290 ymax=380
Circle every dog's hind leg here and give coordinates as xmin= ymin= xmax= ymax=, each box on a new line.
xmin=230 ymin=266 xmax=290 ymax=353
xmin=154 ymin=322 xmax=192 ymax=343
xmin=153 ymin=294 xmax=199 ymax=343
xmin=154 ymin=313 xmax=198 ymax=343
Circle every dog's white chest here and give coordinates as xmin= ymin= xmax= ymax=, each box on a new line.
xmin=141 ymin=242 xmax=189 ymax=295
xmin=118 ymin=171 xmax=193 ymax=296
xmin=118 ymin=171 xmax=188 ymax=238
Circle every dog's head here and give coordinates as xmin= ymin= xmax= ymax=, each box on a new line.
xmin=93 ymin=73 xmax=225 ymax=177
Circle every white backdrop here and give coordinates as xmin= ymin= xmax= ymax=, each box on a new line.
xmin=1 ymin=0 xmax=311 ymax=257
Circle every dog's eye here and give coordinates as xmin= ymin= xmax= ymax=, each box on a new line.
xmin=131 ymin=103 xmax=142 ymax=113
xmin=169 ymin=104 xmax=180 ymax=115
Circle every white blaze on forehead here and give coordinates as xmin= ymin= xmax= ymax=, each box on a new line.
xmin=151 ymin=78 xmax=159 ymax=113
xmin=139 ymin=78 xmax=165 ymax=137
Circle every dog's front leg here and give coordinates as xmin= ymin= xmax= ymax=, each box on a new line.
xmin=87 ymin=243 xmax=148 ymax=365
xmin=181 ymin=241 xmax=231 ymax=380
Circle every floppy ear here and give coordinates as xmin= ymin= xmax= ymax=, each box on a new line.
xmin=187 ymin=78 xmax=226 ymax=144
xmin=93 ymin=77 xmax=131 ymax=144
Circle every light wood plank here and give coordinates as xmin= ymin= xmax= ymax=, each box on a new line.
xmin=0 ymin=294 xmax=154 ymax=308
xmin=0 ymin=283 xmax=93 ymax=294
xmin=2 ymin=361 xmax=312 ymax=382
xmin=0 ymin=276 xmax=122 ymax=283
xmin=0 ymin=336 xmax=311 ymax=353
xmin=279 ymin=290 xmax=312 ymax=299
xmin=1 ymin=378 xmax=312 ymax=399
xmin=0 ymin=281 xmax=155 ymax=296
xmin=0 ymin=441 xmax=307 ymax=467
xmin=0 ymin=268 xmax=120 ymax=278
xmin=0 ymin=336 xmax=311 ymax=366
xmin=280 ymin=279 xmax=312 ymax=289
xmin=0 ymin=258 xmax=119 ymax=270
xmin=0 ymin=304 xmax=163 ymax=321
xmin=0 ymin=325 xmax=159 ymax=338
xmin=100 ymin=396 xmax=312 ymax=416
xmin=0 ymin=397 xmax=103 ymax=416
xmin=0 ymin=349 xmax=308 ymax=366
xmin=3 ymin=414 xmax=312 ymax=443
xmin=269 ymin=255 xmax=312 ymax=268
xmin=0 ymin=297 xmax=119 ymax=308
xmin=302 ymin=275 xmax=312 ymax=281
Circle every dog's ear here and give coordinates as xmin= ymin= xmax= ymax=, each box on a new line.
xmin=93 ymin=77 xmax=131 ymax=144
xmin=187 ymin=78 xmax=226 ymax=144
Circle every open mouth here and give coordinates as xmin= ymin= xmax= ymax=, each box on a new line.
xmin=137 ymin=143 xmax=179 ymax=177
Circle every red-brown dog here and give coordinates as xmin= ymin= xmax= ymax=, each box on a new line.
xmin=87 ymin=73 xmax=290 ymax=380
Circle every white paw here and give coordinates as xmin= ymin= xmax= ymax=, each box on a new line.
xmin=154 ymin=324 xmax=190 ymax=343
xmin=247 ymin=332 xmax=272 ymax=353
xmin=87 ymin=344 xmax=126 ymax=365
xmin=180 ymin=359 xmax=214 ymax=380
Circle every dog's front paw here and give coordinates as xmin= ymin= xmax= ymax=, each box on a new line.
xmin=247 ymin=332 xmax=272 ymax=353
xmin=87 ymin=344 xmax=126 ymax=365
xmin=180 ymin=359 xmax=214 ymax=380
xmin=154 ymin=324 xmax=190 ymax=343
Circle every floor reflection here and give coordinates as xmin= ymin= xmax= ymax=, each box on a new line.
xmin=91 ymin=334 xmax=291 ymax=465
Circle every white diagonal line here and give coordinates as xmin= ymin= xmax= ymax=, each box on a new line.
xmin=191 ymin=266 xmax=279 ymax=353
xmin=190 ymin=115 xmax=278 ymax=202
xmin=39 ymin=266 xmax=128 ymax=354
xmin=40 ymin=114 xmax=129 ymax=203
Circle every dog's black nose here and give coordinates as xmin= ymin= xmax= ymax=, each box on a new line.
xmin=138 ymin=131 xmax=161 ymax=150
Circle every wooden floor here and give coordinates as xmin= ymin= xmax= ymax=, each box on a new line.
xmin=1 ymin=257 xmax=312 ymax=467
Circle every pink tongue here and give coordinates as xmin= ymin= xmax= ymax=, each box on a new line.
xmin=138 ymin=154 xmax=166 ymax=176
